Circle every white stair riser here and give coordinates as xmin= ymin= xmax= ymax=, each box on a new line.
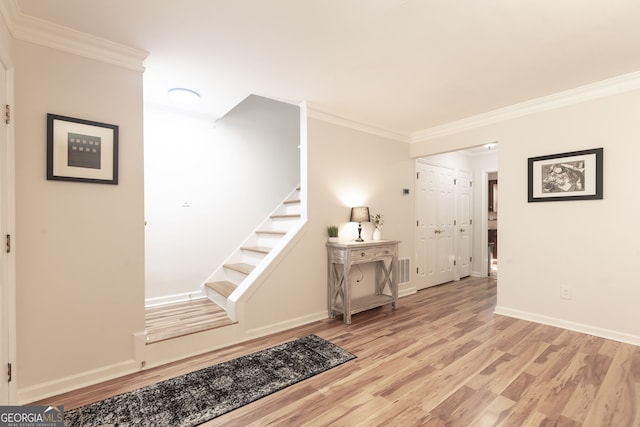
xmin=257 ymin=234 xmax=284 ymax=247
xmin=242 ymin=251 xmax=267 ymax=266
xmin=205 ymin=287 xmax=229 ymax=311
xmin=270 ymin=218 xmax=299 ymax=231
xmin=283 ymin=203 xmax=301 ymax=215
xmin=223 ymin=268 xmax=249 ymax=285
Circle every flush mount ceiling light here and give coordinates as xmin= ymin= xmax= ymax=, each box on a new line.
xmin=167 ymin=88 xmax=201 ymax=104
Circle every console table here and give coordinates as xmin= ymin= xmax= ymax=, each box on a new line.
xmin=326 ymin=240 xmax=399 ymax=324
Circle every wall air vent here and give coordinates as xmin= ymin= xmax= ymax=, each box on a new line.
xmin=398 ymin=257 xmax=411 ymax=284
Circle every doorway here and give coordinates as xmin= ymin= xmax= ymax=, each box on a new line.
xmin=415 ymin=145 xmax=498 ymax=286
xmin=415 ymin=159 xmax=473 ymax=290
xmin=487 ymin=172 xmax=498 ymax=278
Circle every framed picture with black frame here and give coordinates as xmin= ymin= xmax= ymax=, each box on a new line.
xmin=47 ymin=113 xmax=119 ymax=185
xmin=528 ymin=148 xmax=603 ymax=202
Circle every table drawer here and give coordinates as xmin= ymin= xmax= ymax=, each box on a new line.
xmin=375 ymin=245 xmax=395 ymax=257
xmin=350 ymin=248 xmax=375 ymax=262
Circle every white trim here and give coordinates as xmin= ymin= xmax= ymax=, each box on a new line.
xmin=480 ymin=169 xmax=497 ymax=278
xmin=145 ymin=291 xmax=206 ymax=308
xmin=398 ymin=283 xmax=416 ymax=298
xmin=0 ymin=20 xmax=16 ymax=403
xmin=495 ymin=306 xmax=640 ymax=347
xmin=307 ymin=103 xmax=410 ymax=143
xmin=0 ymin=0 xmax=147 ymax=72
xmin=17 ymin=359 xmax=139 ymax=405
xmin=4 ymin=67 xmax=16 ymax=405
xmin=411 ymin=70 xmax=640 ymax=142
xmin=244 ymin=311 xmax=327 ymax=338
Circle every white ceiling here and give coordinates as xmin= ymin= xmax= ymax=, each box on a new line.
xmin=13 ymin=0 xmax=640 ymax=137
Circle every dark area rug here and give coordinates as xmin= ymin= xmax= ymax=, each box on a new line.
xmin=64 ymin=334 xmax=355 ymax=426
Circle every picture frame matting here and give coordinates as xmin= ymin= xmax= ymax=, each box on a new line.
xmin=46 ymin=113 xmax=119 ymax=185
xmin=527 ymin=148 xmax=603 ymax=202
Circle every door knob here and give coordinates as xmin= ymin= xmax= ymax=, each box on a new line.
xmin=460 ymin=228 xmax=465 ymax=232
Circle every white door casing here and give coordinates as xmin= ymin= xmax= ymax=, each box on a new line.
xmin=0 ymin=62 xmax=11 ymax=403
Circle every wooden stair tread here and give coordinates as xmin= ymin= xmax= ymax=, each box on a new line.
xmin=241 ymin=246 xmax=271 ymax=254
xmin=224 ymin=263 xmax=255 ymax=275
xmin=283 ymin=199 xmax=301 ymax=204
xmin=205 ymin=280 xmax=238 ymax=298
xmin=256 ymin=230 xmax=286 ymax=235
xmin=270 ymin=214 xmax=301 ymax=219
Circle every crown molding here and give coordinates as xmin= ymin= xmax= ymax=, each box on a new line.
xmin=411 ymin=70 xmax=640 ymax=143
xmin=0 ymin=0 xmax=147 ymax=72
xmin=307 ymin=103 xmax=410 ymax=143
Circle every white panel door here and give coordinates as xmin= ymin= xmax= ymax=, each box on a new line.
xmin=456 ymin=170 xmax=472 ymax=278
xmin=415 ymin=164 xmax=430 ymax=289
xmin=416 ymin=162 xmax=454 ymax=289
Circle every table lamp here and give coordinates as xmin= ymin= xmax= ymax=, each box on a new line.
xmin=350 ymin=207 xmax=370 ymax=242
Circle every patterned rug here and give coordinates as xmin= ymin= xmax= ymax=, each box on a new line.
xmin=64 ymin=335 xmax=355 ymax=426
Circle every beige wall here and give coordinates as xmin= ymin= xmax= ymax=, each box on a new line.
xmin=14 ymin=40 xmax=145 ymax=397
xmin=245 ymin=118 xmax=415 ymax=329
xmin=134 ymin=116 xmax=416 ymax=381
xmin=411 ymin=88 xmax=640 ymax=343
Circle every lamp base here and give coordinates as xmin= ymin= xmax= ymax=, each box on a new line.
xmin=355 ymin=223 xmax=364 ymax=242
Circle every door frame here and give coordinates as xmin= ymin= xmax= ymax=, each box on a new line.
xmin=480 ymin=169 xmax=497 ymax=277
xmin=415 ymin=159 xmax=473 ymax=288
xmin=0 ymin=42 xmax=17 ymax=404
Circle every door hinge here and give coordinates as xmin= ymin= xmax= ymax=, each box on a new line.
xmin=453 ymin=260 xmax=457 ymax=266
xmin=416 ymin=267 xmax=419 ymax=274
xmin=5 ymin=104 xmax=10 ymax=125
xmin=5 ymin=234 xmax=10 ymax=253
xmin=470 ymin=219 xmax=473 ymax=225
xmin=470 ymin=256 xmax=473 ymax=262
xmin=454 ymin=219 xmax=457 ymax=226
xmin=470 ymin=181 xmax=473 ymax=187
xmin=453 ymin=178 xmax=457 ymax=185
xmin=7 ymin=363 xmax=11 ymax=383
xmin=416 ymin=220 xmax=419 ymax=227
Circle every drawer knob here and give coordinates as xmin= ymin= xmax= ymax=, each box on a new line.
xmin=361 ymin=252 xmax=366 ymax=257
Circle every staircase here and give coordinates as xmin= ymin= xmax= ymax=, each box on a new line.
xmin=203 ymin=186 xmax=302 ymax=321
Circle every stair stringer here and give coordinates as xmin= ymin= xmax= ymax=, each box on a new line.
xmin=226 ymin=218 xmax=307 ymax=321
xmin=202 ymin=187 xmax=303 ymax=320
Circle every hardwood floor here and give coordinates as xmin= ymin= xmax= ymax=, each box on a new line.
xmin=34 ymin=277 xmax=639 ymax=426
xmin=145 ymin=298 xmax=235 ymax=344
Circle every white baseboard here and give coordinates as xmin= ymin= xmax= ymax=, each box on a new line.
xmin=145 ymin=290 xmax=205 ymax=307
xmin=18 ymin=359 xmax=140 ymax=405
xmin=495 ymin=306 xmax=640 ymax=346
xmin=245 ymin=311 xmax=327 ymax=338
xmin=398 ymin=284 xmax=416 ymax=298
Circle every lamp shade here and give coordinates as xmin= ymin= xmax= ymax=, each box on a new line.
xmin=350 ymin=207 xmax=370 ymax=223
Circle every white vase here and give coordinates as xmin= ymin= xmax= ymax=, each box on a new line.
xmin=373 ymin=228 xmax=381 ymax=240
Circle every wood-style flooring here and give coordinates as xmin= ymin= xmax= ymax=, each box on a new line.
xmin=34 ymin=277 xmax=640 ymax=426
xmin=145 ymin=298 xmax=235 ymax=344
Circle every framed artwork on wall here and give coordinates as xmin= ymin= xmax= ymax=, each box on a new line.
xmin=528 ymin=148 xmax=603 ymax=202
xmin=47 ymin=113 xmax=119 ymax=185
